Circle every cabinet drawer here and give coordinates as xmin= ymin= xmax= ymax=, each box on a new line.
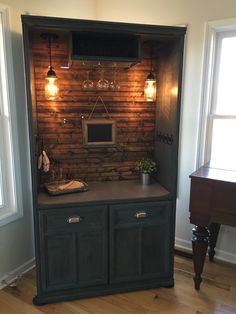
xmin=110 ymin=201 xmax=171 ymax=226
xmin=40 ymin=205 xmax=107 ymax=232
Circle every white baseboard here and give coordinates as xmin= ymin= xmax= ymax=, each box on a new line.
xmin=175 ymin=237 xmax=236 ymax=264
xmin=175 ymin=237 xmax=192 ymax=251
xmin=0 ymin=258 xmax=35 ymax=290
xmin=213 ymin=248 xmax=236 ymax=264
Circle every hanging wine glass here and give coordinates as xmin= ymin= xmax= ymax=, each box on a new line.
xmin=82 ymin=70 xmax=94 ymax=90
xmin=96 ymin=69 xmax=109 ymax=90
xmin=109 ymin=70 xmax=120 ymax=91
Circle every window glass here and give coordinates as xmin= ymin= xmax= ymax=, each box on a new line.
xmin=0 ymin=161 xmax=3 ymax=207
xmin=0 ymin=22 xmax=3 ymax=208
xmin=210 ymin=118 xmax=236 ymax=171
xmin=215 ymin=35 xmax=236 ymax=115
xmin=0 ymin=6 xmax=23 ymax=225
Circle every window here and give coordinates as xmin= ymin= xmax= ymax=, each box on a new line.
xmin=198 ymin=19 xmax=236 ymax=171
xmin=0 ymin=5 xmax=23 ymax=225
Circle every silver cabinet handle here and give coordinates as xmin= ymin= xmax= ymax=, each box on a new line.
xmin=134 ymin=211 xmax=147 ymax=219
xmin=67 ymin=216 xmax=82 ymax=224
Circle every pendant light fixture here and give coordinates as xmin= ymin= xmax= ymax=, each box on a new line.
xmin=41 ymin=33 xmax=59 ymax=100
xmin=144 ymin=44 xmax=156 ymax=102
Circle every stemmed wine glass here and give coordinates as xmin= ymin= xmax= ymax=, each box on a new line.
xmin=96 ymin=69 xmax=109 ymax=90
xmin=82 ymin=70 xmax=94 ymax=90
xmin=109 ymin=70 xmax=120 ymax=91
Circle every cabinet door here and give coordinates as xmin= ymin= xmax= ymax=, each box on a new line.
xmin=44 ymin=233 xmax=77 ymax=290
xmin=39 ymin=205 xmax=108 ymax=292
xmin=110 ymin=201 xmax=172 ymax=284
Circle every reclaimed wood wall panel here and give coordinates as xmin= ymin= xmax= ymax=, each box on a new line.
xmin=30 ymin=32 xmax=156 ymax=183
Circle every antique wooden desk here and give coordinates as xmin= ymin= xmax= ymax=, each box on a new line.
xmin=189 ymin=163 xmax=236 ymax=289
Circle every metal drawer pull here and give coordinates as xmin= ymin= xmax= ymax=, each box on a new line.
xmin=134 ymin=211 xmax=147 ymax=219
xmin=67 ymin=216 xmax=82 ymax=224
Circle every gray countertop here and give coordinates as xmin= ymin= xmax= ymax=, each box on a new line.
xmin=38 ymin=180 xmax=171 ymax=209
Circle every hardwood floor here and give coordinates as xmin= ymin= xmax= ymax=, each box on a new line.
xmin=1 ymin=256 xmax=236 ymax=314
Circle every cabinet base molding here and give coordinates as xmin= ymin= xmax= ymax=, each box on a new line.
xmin=33 ymin=277 xmax=174 ymax=305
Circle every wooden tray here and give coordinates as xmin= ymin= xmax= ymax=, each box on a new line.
xmin=44 ymin=179 xmax=88 ymax=196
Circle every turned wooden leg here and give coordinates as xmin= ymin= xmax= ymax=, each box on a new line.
xmin=208 ymin=223 xmax=221 ymax=262
xmin=192 ymin=225 xmax=209 ymax=290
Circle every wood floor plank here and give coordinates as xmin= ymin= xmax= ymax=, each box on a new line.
xmin=0 ymin=290 xmax=43 ymax=314
xmin=1 ymin=256 xmax=236 ymax=314
xmin=92 ymin=293 xmax=148 ymax=313
xmin=72 ymin=296 xmax=134 ymax=314
xmin=35 ymin=301 xmax=91 ymax=314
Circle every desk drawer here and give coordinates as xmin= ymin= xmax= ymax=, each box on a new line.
xmin=211 ymin=181 xmax=236 ymax=226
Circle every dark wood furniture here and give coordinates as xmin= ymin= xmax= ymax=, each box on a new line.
xmin=36 ymin=180 xmax=175 ymax=304
xmin=189 ymin=163 xmax=236 ymax=290
xmin=21 ymin=15 xmax=186 ymax=304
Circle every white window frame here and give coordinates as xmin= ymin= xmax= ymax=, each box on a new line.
xmin=198 ymin=18 xmax=236 ymax=168
xmin=0 ymin=4 xmax=23 ymax=226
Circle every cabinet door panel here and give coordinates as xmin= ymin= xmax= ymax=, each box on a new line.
xmin=142 ymin=224 xmax=169 ymax=276
xmin=111 ymin=227 xmax=140 ymax=282
xmin=78 ymin=229 xmax=107 ymax=286
xmin=44 ymin=233 xmax=77 ymax=290
xmin=155 ymin=40 xmax=183 ymax=195
xmin=110 ymin=201 xmax=172 ymax=284
xmin=39 ymin=205 xmax=108 ymax=292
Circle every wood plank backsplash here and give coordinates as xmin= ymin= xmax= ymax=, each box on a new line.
xmin=30 ymin=33 xmax=156 ymax=183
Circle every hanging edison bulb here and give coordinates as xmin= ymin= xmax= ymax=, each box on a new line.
xmin=45 ymin=66 xmax=59 ymax=100
xmin=144 ymin=42 xmax=156 ymax=102
xmin=41 ymin=33 xmax=59 ymax=100
xmin=144 ymin=72 xmax=156 ymax=102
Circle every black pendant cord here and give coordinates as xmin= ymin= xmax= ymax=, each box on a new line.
xmin=40 ymin=33 xmax=58 ymax=71
xmin=150 ymin=44 xmax=154 ymax=74
xmin=150 ymin=45 xmax=153 ymax=74
xmin=146 ymin=44 xmax=155 ymax=80
xmin=48 ymin=36 xmax=52 ymax=69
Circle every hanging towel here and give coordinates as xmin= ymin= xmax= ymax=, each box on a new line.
xmin=38 ymin=150 xmax=50 ymax=172
xmin=42 ymin=150 xmax=50 ymax=172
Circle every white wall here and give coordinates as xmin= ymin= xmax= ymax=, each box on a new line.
xmin=0 ymin=0 xmax=96 ymax=287
xmin=95 ymin=0 xmax=236 ymax=262
xmin=0 ymin=0 xmax=236 ymax=286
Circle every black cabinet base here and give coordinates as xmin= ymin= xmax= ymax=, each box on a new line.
xmin=33 ymin=277 xmax=174 ymax=305
xmin=33 ymin=296 xmax=47 ymax=306
xmin=162 ymin=283 xmax=175 ymax=288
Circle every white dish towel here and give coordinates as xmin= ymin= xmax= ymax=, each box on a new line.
xmin=38 ymin=150 xmax=50 ymax=172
